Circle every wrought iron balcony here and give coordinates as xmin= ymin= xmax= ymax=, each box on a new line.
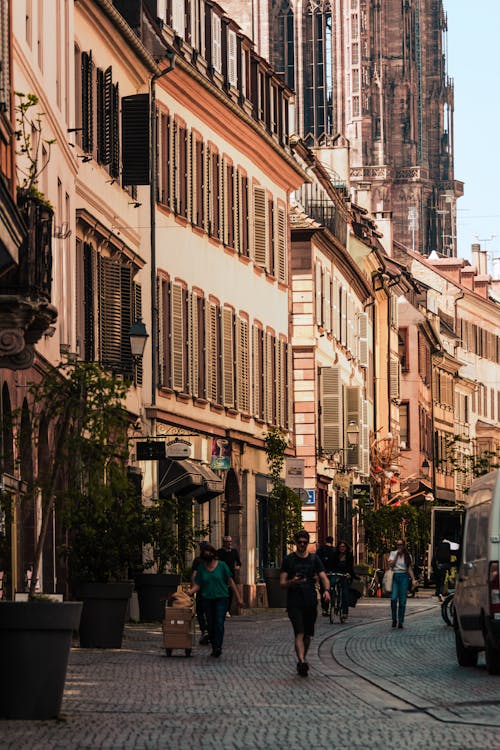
xmin=0 ymin=189 xmax=57 ymax=369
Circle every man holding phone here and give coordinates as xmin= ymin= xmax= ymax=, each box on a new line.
xmin=280 ymin=530 xmax=330 ymax=677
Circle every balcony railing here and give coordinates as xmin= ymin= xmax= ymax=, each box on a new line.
xmin=301 ymin=198 xmax=348 ymax=247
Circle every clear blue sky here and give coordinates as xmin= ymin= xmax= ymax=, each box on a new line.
xmin=444 ymin=1 xmax=500 ymax=264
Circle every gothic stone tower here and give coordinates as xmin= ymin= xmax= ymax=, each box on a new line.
xmin=224 ymin=0 xmax=462 ymax=258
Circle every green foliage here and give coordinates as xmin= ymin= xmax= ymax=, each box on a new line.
xmin=264 ymin=428 xmax=303 ymax=565
xmin=20 ymin=361 xmax=137 ymax=594
xmin=362 ymin=504 xmax=419 ymax=556
xmin=142 ymin=496 xmax=211 ymax=580
xmin=14 ymin=92 xmax=55 ymax=200
xmin=444 ymin=435 xmax=500 ymax=486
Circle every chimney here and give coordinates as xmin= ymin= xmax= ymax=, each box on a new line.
xmin=471 ymin=243 xmax=481 ymax=273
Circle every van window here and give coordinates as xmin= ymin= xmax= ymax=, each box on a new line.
xmin=476 ymin=504 xmax=490 ymax=560
xmin=464 ymin=509 xmax=479 ymax=562
xmin=464 ymin=505 xmax=490 ymax=562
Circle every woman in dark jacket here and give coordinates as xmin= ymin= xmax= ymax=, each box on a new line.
xmin=330 ymin=541 xmax=355 ymax=622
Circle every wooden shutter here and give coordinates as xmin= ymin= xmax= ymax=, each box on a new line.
xmin=195 ymin=138 xmax=204 ymax=227
xmin=133 ymin=282 xmax=143 ymax=385
xmin=157 ymin=276 xmax=171 ymax=388
xmin=236 ymin=317 xmax=249 ymax=413
xmin=332 ymin=276 xmax=340 ymax=339
xmin=211 ymin=151 xmax=220 ymax=239
xmin=252 ymin=325 xmax=264 ymax=419
xmin=206 ymin=301 xmax=219 ymax=403
xmin=275 ymin=338 xmax=287 ymax=428
xmin=101 ymin=66 xmax=113 ymax=165
xmin=345 ymin=386 xmax=360 ymax=468
xmin=178 ymin=124 xmax=187 ymax=217
xmin=222 ymin=308 xmax=235 ymax=407
xmin=320 ymin=367 xmax=342 ymax=454
xmin=240 ymin=174 xmax=249 ymax=256
xmin=228 ymin=29 xmax=237 ymax=86
xmin=276 ymin=206 xmax=287 ymax=284
xmin=82 ymin=242 xmax=96 ymax=361
xmin=111 ymin=83 xmax=120 ymax=178
xmin=121 ymin=94 xmax=150 ymax=185
xmin=171 ymin=282 xmax=185 ymax=391
xmin=81 ymin=51 xmax=93 ymax=154
xmin=358 ymin=311 xmax=368 ymax=367
xmin=253 ymin=186 xmax=268 ymax=268
xmin=212 ymin=12 xmax=222 ymax=73
xmin=204 ymin=144 xmax=211 ymax=234
xmin=188 ymin=291 xmax=199 ymax=397
xmin=341 ymin=287 xmax=348 ymax=345
xmin=264 ymin=332 xmax=275 ymax=424
xmin=315 ymin=263 xmax=322 ymax=327
xmin=390 ymin=357 xmax=400 ymax=400
xmin=361 ymin=398 xmax=370 ymax=477
xmin=226 ymin=162 xmax=234 ymax=248
xmin=324 ymin=269 xmax=331 ymax=332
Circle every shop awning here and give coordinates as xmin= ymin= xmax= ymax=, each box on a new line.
xmin=158 ymin=458 xmax=224 ymax=504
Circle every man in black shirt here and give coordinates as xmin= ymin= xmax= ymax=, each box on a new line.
xmin=280 ymin=530 xmax=331 ymax=677
xmin=217 ymin=536 xmax=241 ymax=616
xmin=316 ymin=536 xmax=336 ymax=615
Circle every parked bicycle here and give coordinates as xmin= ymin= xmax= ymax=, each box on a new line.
xmin=367 ymin=568 xmax=384 ymax=597
xmin=329 ymin=572 xmax=351 ymax=623
xmin=441 ymin=591 xmax=455 ymax=626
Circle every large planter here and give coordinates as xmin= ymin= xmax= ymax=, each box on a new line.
xmin=0 ymin=600 xmax=82 ymax=719
xmin=134 ymin=573 xmax=181 ymax=622
xmin=263 ymin=568 xmax=287 ymax=608
xmin=77 ymin=581 xmax=133 ymax=648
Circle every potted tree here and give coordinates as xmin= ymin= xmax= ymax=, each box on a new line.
xmin=135 ymin=494 xmax=210 ymax=622
xmin=262 ymin=429 xmax=302 ymax=607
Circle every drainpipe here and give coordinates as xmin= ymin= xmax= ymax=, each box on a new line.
xmin=150 ymin=51 xmax=175 ymax=409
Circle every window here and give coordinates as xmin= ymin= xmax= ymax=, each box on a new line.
xmin=211 ymin=12 xmax=222 ymax=73
xmin=227 ymin=29 xmax=237 ymax=87
xmin=79 ymin=52 xmax=120 ymax=178
xmin=399 ymin=402 xmax=409 ymax=449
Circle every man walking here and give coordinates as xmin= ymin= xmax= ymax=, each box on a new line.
xmin=217 ymin=536 xmax=241 ymax=616
xmin=280 ymin=530 xmax=331 ymax=677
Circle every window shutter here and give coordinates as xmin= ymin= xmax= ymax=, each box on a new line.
xmin=212 ymin=151 xmax=220 ymax=239
xmin=195 ymin=138 xmax=203 ymax=227
xmin=320 ymin=367 xmax=342 ymax=454
xmin=133 ymin=282 xmax=143 ymax=384
xmin=204 ymin=144 xmax=211 ymax=234
xmin=358 ymin=311 xmax=368 ymax=367
xmin=121 ymin=94 xmax=150 ymax=185
xmin=83 ymin=242 xmax=96 ymax=361
xmin=101 ymin=66 xmax=113 ymax=165
xmin=188 ymin=291 xmax=199 ymax=397
xmin=240 ymin=174 xmax=249 ymax=256
xmin=253 ymin=186 xmax=268 ymax=268
xmin=206 ymin=301 xmax=219 ymax=403
xmin=172 ymin=0 xmax=185 ymax=36
xmin=276 ymin=205 xmax=287 ymax=284
xmin=157 ymin=276 xmax=171 ymax=388
xmin=171 ymin=283 xmax=185 ymax=391
xmin=226 ymin=162 xmax=234 ymax=248
xmin=81 ymin=51 xmax=93 ymax=154
xmin=252 ymin=326 xmax=263 ymax=419
xmin=390 ymin=357 xmax=400 ymax=400
xmin=361 ymin=398 xmax=370 ymax=476
xmin=315 ymin=263 xmax=322 ymax=327
xmin=233 ymin=169 xmax=240 ymax=252
xmin=222 ymin=308 xmax=235 ymax=407
xmin=236 ymin=317 xmax=250 ymax=414
xmin=341 ymin=287 xmax=348 ymax=345
xmin=111 ymin=83 xmax=120 ymax=178
xmin=275 ymin=339 xmax=287 ymax=428
xmin=98 ymin=256 xmax=128 ymax=371
xmin=219 ymin=155 xmax=226 ymax=244
xmin=228 ymin=29 xmax=237 ymax=86
xmin=212 ymin=12 xmax=222 ymax=73
xmin=179 ymin=125 xmax=187 ymax=217
xmin=347 ymin=294 xmax=355 ymax=352
xmin=332 ymin=276 xmax=340 ymax=339
xmin=324 ymin=269 xmax=331 ymax=332
xmin=264 ymin=332 xmax=275 ymax=424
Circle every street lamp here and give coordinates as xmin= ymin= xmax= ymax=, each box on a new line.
xmin=128 ymin=319 xmax=149 ymax=361
xmin=346 ymin=421 xmax=360 ymax=447
xmin=421 ymin=458 xmax=430 ymax=478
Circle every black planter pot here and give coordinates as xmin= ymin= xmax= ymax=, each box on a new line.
xmin=134 ymin=573 xmax=181 ymax=622
xmin=77 ymin=581 xmax=133 ymax=648
xmin=0 ymin=600 xmax=82 ymax=719
xmin=263 ymin=568 xmax=287 ymax=608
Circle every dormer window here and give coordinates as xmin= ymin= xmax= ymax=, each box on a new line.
xmin=211 ymin=12 xmax=222 ymax=73
xmin=172 ymin=0 xmax=185 ymax=39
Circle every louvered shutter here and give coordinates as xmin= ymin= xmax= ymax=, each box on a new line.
xmin=341 ymin=287 xmax=348 ymax=345
xmin=358 ymin=311 xmax=368 ymax=367
xmin=324 ymin=269 xmax=331 ymax=332
xmin=178 ymin=125 xmax=187 ymax=217
xmin=276 ymin=205 xmax=287 ymax=284
xmin=83 ymin=242 xmax=96 ymax=361
xmin=253 ymin=186 xmax=268 ymax=268
xmin=347 ymin=294 xmax=355 ymax=352
xmin=204 ymin=143 xmax=211 ymax=234
xmin=252 ymin=326 xmax=263 ymax=419
xmin=157 ymin=276 xmax=170 ymax=388
xmin=212 ymin=151 xmax=220 ymax=239
xmin=195 ymin=138 xmax=203 ymax=227
xmin=206 ymin=301 xmax=219 ymax=403
xmin=101 ymin=66 xmax=113 ymax=165
xmin=264 ymin=332 xmax=275 ymax=424
xmin=111 ymin=83 xmax=120 ymax=178
xmin=226 ymin=162 xmax=234 ymax=248
xmin=345 ymin=386 xmax=361 ymax=468
xmin=171 ymin=283 xmax=185 ymax=391
xmin=390 ymin=357 xmax=400 ymax=400
xmin=241 ymin=174 xmax=249 ymax=256
xmin=121 ymin=94 xmax=150 ymax=185
xmin=320 ymin=367 xmax=342 ymax=453
xmin=222 ymin=308 xmax=235 ymax=407
xmin=99 ymin=256 xmax=125 ymax=370
xmin=315 ymin=263 xmax=322 ymax=327
xmin=219 ymin=155 xmax=226 ymax=244
xmin=172 ymin=0 xmax=185 ymax=36
xmin=275 ymin=339 xmax=287 ymax=428
xmin=188 ymin=132 xmax=195 ymax=224
xmin=169 ymin=117 xmax=177 ymax=210
xmin=332 ymin=277 xmax=340 ymax=339
xmin=188 ymin=291 xmax=199 ymax=397
xmin=212 ymin=12 xmax=222 ymax=73
xmin=133 ymin=282 xmax=143 ymax=384
xmin=228 ymin=29 xmax=237 ymax=86
xmin=236 ymin=317 xmax=250 ymax=413
xmin=81 ymin=51 xmax=93 ymax=154
xmin=233 ymin=169 xmax=241 ymax=252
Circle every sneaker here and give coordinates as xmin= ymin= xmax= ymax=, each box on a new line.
xmin=199 ymin=633 xmax=210 ymax=645
xmin=297 ymin=661 xmax=309 ymax=677
xmin=225 ymin=612 xmax=231 ymax=619
xmin=438 ymin=595 xmax=443 ymax=602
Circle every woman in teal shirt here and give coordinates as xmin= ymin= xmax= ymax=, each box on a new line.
xmin=188 ymin=544 xmax=243 ymax=657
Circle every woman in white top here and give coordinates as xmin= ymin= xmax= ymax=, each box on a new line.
xmin=388 ymin=540 xmax=415 ymax=629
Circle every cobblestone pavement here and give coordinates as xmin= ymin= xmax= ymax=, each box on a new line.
xmin=2 ymin=592 xmax=500 ymax=749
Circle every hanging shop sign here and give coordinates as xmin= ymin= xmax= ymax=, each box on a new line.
xmin=285 ymin=458 xmax=305 ymax=489
xmin=210 ymin=438 xmax=231 ymax=470
xmin=136 ymin=441 xmax=166 ymax=461
xmin=165 ymin=439 xmax=192 ymax=459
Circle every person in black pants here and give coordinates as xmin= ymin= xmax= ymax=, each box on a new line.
xmin=191 ymin=542 xmax=210 ymax=644
xmin=280 ymin=530 xmax=331 ymax=676
xmin=316 ymin=536 xmax=336 ymax=615
xmin=216 ymin=536 xmax=241 ymax=617
xmin=330 ymin=540 xmax=356 ymax=623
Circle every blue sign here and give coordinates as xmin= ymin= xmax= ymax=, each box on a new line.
xmin=306 ymin=489 xmax=316 ymax=505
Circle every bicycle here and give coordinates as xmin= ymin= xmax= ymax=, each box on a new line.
xmin=367 ymin=568 xmax=384 ymax=597
xmin=329 ymin=573 xmax=351 ymax=623
xmin=441 ymin=591 xmax=455 ymax=626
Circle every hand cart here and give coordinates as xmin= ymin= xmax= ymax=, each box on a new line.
xmin=162 ymin=606 xmax=194 ymax=657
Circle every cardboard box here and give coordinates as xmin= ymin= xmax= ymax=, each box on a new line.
xmin=163 ymin=631 xmax=192 ymax=649
xmin=163 ymin=607 xmax=192 ymax=634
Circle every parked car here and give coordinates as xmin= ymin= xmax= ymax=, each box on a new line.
xmin=453 ymin=470 xmax=500 ymax=674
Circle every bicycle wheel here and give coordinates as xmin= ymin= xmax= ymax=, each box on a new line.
xmin=441 ymin=593 xmax=454 ymax=626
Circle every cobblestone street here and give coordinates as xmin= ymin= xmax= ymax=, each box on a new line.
xmin=2 ymin=593 xmax=500 ymax=749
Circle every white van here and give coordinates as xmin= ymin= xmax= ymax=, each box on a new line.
xmin=454 ymin=469 xmax=500 ymax=674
